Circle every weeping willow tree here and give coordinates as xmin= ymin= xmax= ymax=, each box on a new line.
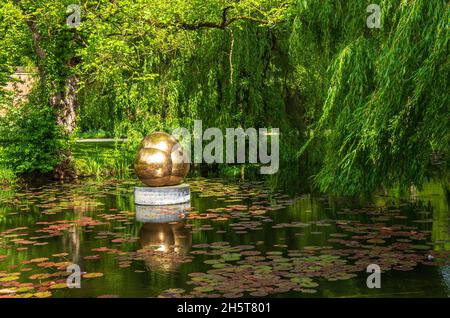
xmin=293 ymin=0 xmax=449 ymax=195
xmin=77 ymin=0 xmax=449 ymax=192
xmin=78 ymin=1 xmax=292 ymax=126
xmin=77 ymin=0 xmax=300 ymax=160
xmin=2 ymin=0 xmax=296 ymax=177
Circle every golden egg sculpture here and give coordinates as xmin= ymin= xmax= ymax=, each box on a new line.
xmin=134 ymin=132 xmax=190 ymax=187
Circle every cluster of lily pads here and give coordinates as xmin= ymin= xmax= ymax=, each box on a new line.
xmin=159 ymin=242 xmax=358 ymax=298
xmin=0 ymin=252 xmax=104 ymax=298
xmin=0 ymin=178 xmax=449 ymax=298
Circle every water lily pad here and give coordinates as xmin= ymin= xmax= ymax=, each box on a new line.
xmin=83 ymin=273 xmax=104 ymax=279
xmin=34 ymin=291 xmax=52 ymax=298
xmin=50 ymin=283 xmax=68 ymax=289
xmin=0 ymin=276 xmax=19 ymax=282
xmin=221 ymin=253 xmax=241 ymax=262
xmin=194 ymin=286 xmax=214 ymax=293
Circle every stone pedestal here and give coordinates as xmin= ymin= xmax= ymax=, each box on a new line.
xmin=134 ymin=183 xmax=190 ymax=206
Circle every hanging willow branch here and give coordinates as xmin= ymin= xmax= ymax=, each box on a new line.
xmin=229 ymin=28 xmax=235 ymax=84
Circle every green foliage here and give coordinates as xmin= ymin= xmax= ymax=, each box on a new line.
xmin=0 ymin=2 xmax=33 ymax=67
xmin=0 ymin=98 xmax=67 ymax=174
xmin=54 ymin=0 xmax=296 ymax=183
xmin=294 ymin=0 xmax=450 ymax=195
xmin=0 ymin=0 xmax=76 ymax=177
xmin=0 ymin=68 xmax=11 ymax=107
xmin=0 ymin=0 xmax=448 ymax=194
xmin=75 ymin=0 xmax=299 ymax=164
xmin=0 ymin=162 xmax=16 ymax=185
xmin=73 ymin=142 xmax=133 ymax=178
xmin=0 ymin=2 xmax=30 ymax=105
xmin=75 ymin=129 xmax=110 ymax=139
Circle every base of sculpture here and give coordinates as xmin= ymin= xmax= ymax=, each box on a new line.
xmin=134 ymin=183 xmax=190 ymax=206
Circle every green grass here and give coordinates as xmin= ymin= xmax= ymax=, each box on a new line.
xmin=0 ymin=164 xmax=16 ymax=186
xmin=73 ymin=141 xmax=133 ymax=179
xmin=75 ymin=129 xmax=112 ymax=139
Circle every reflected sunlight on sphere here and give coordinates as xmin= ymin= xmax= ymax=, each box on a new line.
xmin=134 ymin=132 xmax=190 ymax=187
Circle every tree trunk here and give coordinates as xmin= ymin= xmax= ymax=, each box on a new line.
xmin=51 ymin=73 xmax=80 ymax=180
xmin=51 ymin=74 xmax=80 ymax=135
xmin=26 ymin=20 xmax=79 ymax=180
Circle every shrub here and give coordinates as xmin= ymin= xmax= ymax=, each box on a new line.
xmin=0 ymin=100 xmax=67 ymax=175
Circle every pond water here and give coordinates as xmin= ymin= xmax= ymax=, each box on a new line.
xmin=0 ymin=176 xmax=449 ymax=298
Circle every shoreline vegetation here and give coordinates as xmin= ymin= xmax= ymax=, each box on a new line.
xmin=2 ymin=138 xmax=448 ymax=202
xmin=1 ymin=124 xmax=449 ymax=197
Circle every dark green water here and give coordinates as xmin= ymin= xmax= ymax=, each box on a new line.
xmin=0 ymin=175 xmax=449 ymax=298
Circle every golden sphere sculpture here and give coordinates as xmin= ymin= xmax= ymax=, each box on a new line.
xmin=134 ymin=132 xmax=190 ymax=187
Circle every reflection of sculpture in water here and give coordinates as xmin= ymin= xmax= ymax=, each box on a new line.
xmin=138 ymin=219 xmax=192 ymax=272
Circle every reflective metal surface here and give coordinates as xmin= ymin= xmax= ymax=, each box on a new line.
xmin=134 ymin=132 xmax=190 ymax=187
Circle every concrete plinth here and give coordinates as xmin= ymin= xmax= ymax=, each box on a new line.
xmin=134 ymin=183 xmax=190 ymax=206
